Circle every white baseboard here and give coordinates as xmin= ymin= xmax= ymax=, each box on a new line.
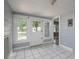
xmin=13 ymin=45 xmax=30 ymax=51
xmin=8 ymin=50 xmax=17 ymax=59
xmin=8 ymin=51 xmax=14 ymax=59
xmin=60 ymin=44 xmax=73 ymax=52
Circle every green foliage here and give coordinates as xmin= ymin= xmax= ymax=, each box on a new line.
xmin=33 ymin=21 xmax=41 ymax=31
xmin=17 ymin=18 xmax=27 ymax=32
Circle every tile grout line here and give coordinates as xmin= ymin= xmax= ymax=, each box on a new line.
xmin=30 ymin=47 xmax=36 ymax=59
xmin=53 ymin=46 xmax=72 ymax=59
xmin=37 ymin=48 xmax=47 ymax=59
xmin=15 ymin=51 xmax=17 ymax=59
xmin=24 ymin=49 xmax=25 ymax=59
xmin=13 ymin=44 xmax=74 ymax=59
xmin=50 ymin=46 xmax=65 ymax=59
xmin=52 ymin=47 xmax=66 ymax=59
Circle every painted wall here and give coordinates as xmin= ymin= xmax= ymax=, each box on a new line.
xmin=13 ymin=14 xmax=53 ymax=47
xmin=12 ymin=12 xmax=75 ymax=51
xmin=4 ymin=0 xmax=13 ymax=58
xmin=60 ymin=12 xmax=75 ymax=49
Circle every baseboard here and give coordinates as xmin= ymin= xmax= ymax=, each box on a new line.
xmin=13 ymin=45 xmax=30 ymax=52
xmin=60 ymin=44 xmax=73 ymax=52
xmin=8 ymin=51 xmax=15 ymax=59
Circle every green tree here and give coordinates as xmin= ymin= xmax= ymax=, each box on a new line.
xmin=18 ymin=18 xmax=27 ymax=32
xmin=33 ymin=21 xmax=40 ymax=31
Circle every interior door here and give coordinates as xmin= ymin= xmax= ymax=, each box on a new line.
xmin=30 ymin=17 xmax=43 ymax=46
xmin=53 ymin=17 xmax=59 ymax=45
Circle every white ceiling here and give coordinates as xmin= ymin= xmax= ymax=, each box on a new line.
xmin=7 ymin=0 xmax=74 ymax=18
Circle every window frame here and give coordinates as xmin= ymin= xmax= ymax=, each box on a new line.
xmin=13 ymin=15 xmax=28 ymax=43
xmin=32 ymin=20 xmax=43 ymax=32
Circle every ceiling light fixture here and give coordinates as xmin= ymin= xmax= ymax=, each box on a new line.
xmin=49 ymin=0 xmax=56 ymax=5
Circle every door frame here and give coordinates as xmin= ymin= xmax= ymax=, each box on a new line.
xmin=30 ymin=17 xmax=43 ymax=46
xmin=53 ymin=16 xmax=60 ymax=45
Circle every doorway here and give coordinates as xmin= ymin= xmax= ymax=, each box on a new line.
xmin=30 ymin=17 xmax=43 ymax=46
xmin=53 ymin=17 xmax=59 ymax=45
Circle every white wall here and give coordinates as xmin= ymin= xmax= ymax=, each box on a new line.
xmin=4 ymin=0 xmax=13 ymax=58
xmin=60 ymin=12 xmax=75 ymax=50
xmin=29 ymin=17 xmax=53 ymax=46
xmin=12 ymin=12 xmax=75 ymax=52
xmin=13 ymin=14 xmax=53 ymax=47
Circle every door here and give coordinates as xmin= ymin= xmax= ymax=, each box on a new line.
xmin=30 ymin=17 xmax=43 ymax=46
xmin=53 ymin=17 xmax=59 ymax=45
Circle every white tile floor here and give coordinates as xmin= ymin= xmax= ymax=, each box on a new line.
xmin=10 ymin=44 xmax=75 ymax=59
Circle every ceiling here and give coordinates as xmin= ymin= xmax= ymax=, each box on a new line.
xmin=7 ymin=0 xmax=75 ymax=18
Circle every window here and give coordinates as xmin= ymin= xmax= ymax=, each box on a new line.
xmin=17 ymin=17 xmax=27 ymax=40
xmin=32 ymin=21 xmax=42 ymax=32
xmin=45 ymin=22 xmax=50 ymax=37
